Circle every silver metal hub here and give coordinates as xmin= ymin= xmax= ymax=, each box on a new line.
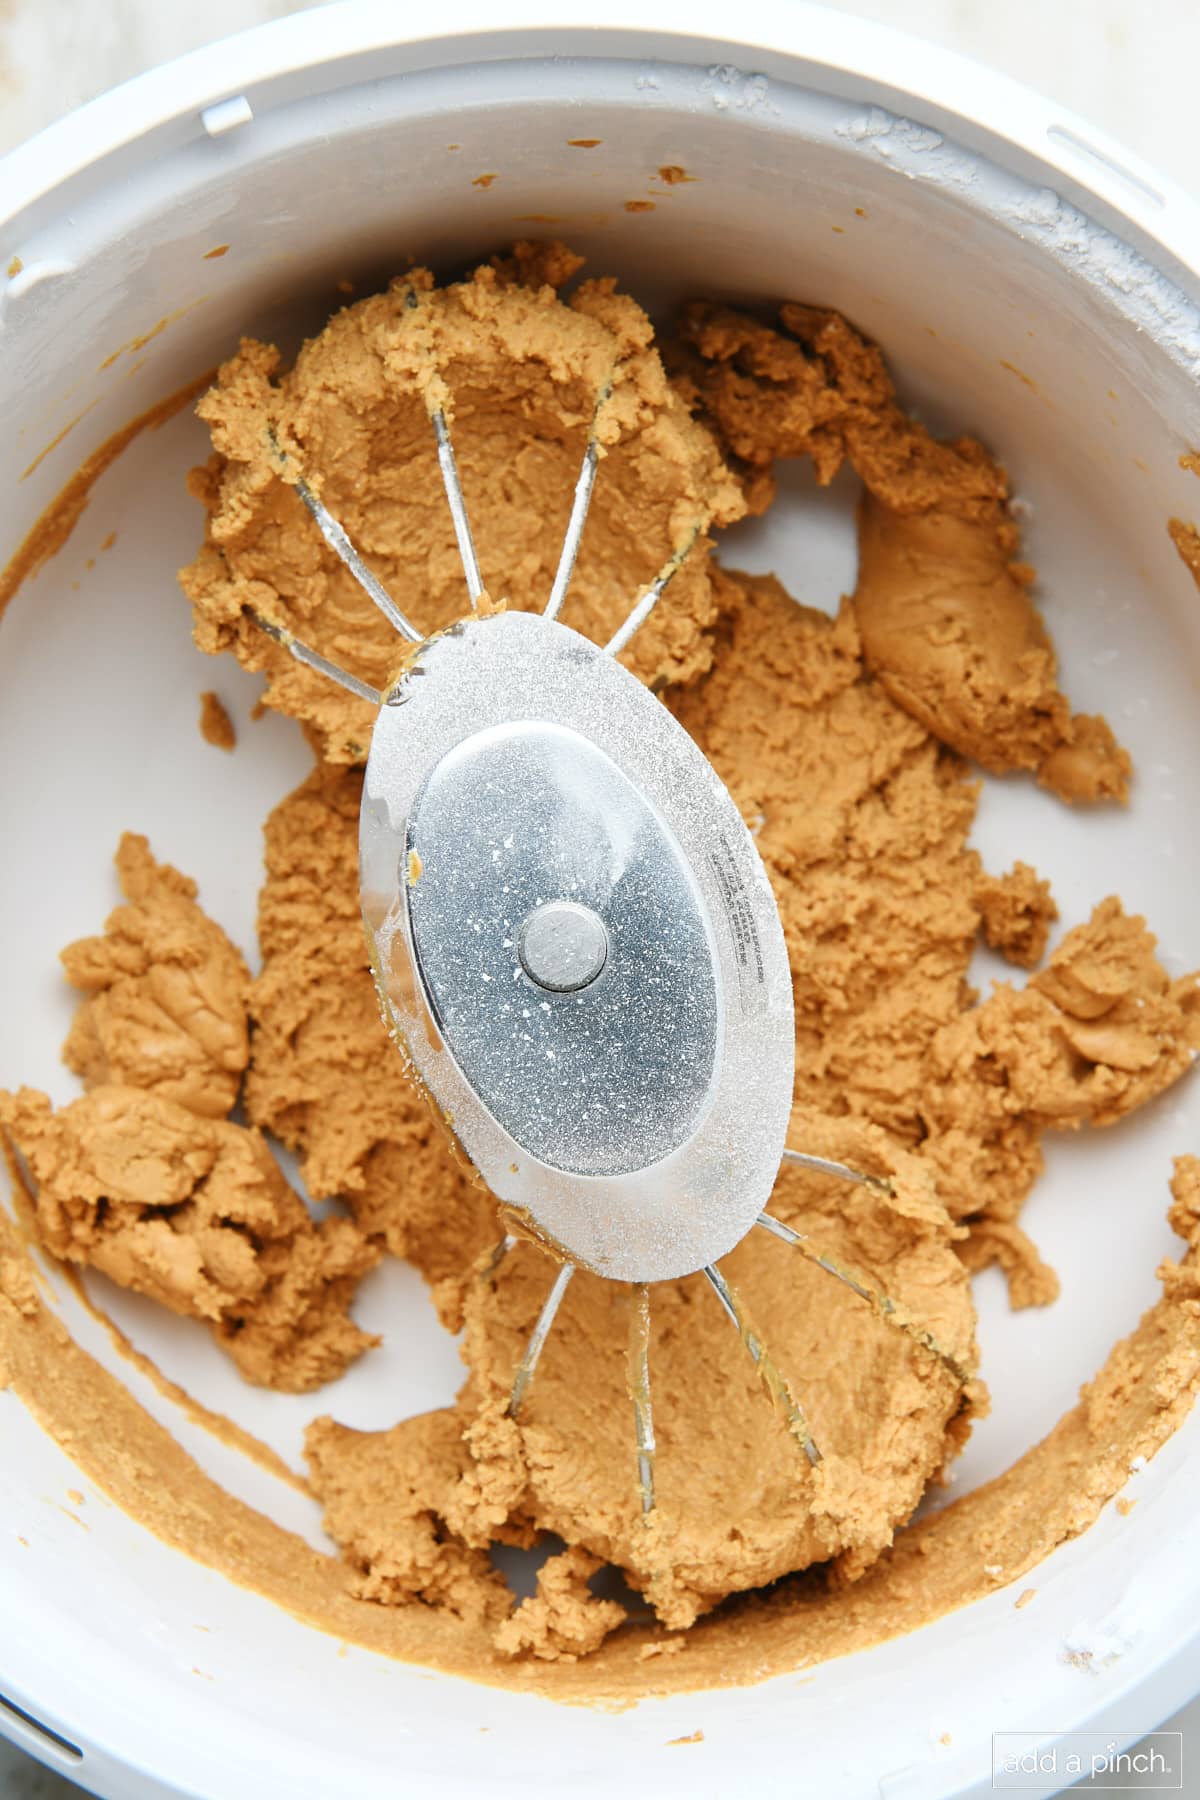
xmin=518 ymin=901 xmax=609 ymax=994
xmin=401 ymin=717 xmax=720 ymax=1181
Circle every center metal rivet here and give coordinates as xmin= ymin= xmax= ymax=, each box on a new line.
xmin=518 ymin=900 xmax=609 ymax=994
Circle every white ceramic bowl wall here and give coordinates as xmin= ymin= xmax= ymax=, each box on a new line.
xmin=3 ymin=4 xmax=1200 ymax=1796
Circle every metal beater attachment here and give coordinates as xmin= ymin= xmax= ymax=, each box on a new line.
xmin=256 ymin=383 xmax=970 ymax=1519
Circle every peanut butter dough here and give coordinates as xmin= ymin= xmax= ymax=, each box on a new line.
xmin=61 ymin=833 xmax=249 ymax=1119
xmin=180 ymin=248 xmax=743 ymax=763
xmin=248 ymin=762 xmax=497 ymax=1331
xmin=2 ymin=835 xmax=381 ymax=1393
xmin=1 ymin=253 xmax=1198 ymax=1703
xmin=492 ymin=1548 xmax=628 ymax=1663
xmin=430 ymin=1118 xmax=978 ymax=1639
xmin=670 ymin=570 xmax=1197 ymax=1306
xmin=670 ymin=301 xmax=1131 ymax=803
xmin=199 ymin=690 xmax=236 ymax=751
xmin=305 ymin=1410 xmax=511 ymax=1624
xmin=0 ymin=1085 xmax=380 ymax=1392
xmin=975 ymin=862 xmax=1058 ymax=970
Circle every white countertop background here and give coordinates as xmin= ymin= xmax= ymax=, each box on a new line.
xmin=1 ymin=1 xmax=1198 ymax=1794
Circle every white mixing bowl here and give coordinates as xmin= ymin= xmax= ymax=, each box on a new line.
xmin=3 ymin=3 xmax=1200 ymax=1795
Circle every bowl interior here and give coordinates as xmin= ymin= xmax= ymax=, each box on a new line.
xmin=3 ymin=25 xmax=1200 ymax=1800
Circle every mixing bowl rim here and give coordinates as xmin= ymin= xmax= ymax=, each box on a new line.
xmin=1 ymin=0 xmax=1199 ymax=297
xmin=2 ymin=6 xmax=1200 ymax=1798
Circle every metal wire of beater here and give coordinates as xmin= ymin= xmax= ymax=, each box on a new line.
xmin=254 ymin=345 xmax=694 ymax=696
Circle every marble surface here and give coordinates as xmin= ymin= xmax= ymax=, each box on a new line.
xmin=1 ymin=1 xmax=1198 ymax=1795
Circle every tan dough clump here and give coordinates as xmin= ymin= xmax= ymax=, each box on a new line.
xmin=61 ymin=833 xmax=249 ymax=1119
xmin=4 ymin=834 xmax=381 ymax=1392
xmin=671 ymin=568 xmax=1198 ymax=1306
xmin=925 ymin=899 xmax=1200 ymax=1302
xmin=305 ymin=1411 xmax=510 ymax=1623
xmin=305 ymin=1113 xmax=979 ymax=1648
xmin=491 ymin=1548 xmax=628 ymax=1663
xmin=180 ymin=245 xmax=744 ymax=763
xmin=199 ymin=690 xmax=236 ymax=751
xmin=671 ymin=567 xmax=981 ymax=1148
xmin=670 ymin=301 xmax=1131 ymax=802
xmin=0 ymin=1085 xmax=380 ymax=1392
xmin=246 ymin=761 xmax=498 ymax=1331
xmin=975 ymin=862 xmax=1058 ymax=969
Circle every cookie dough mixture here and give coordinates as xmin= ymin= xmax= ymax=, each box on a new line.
xmin=2 ymin=248 xmax=1200 ymax=1700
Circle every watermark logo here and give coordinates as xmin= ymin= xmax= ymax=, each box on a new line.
xmin=992 ymin=1733 xmax=1182 ymax=1791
